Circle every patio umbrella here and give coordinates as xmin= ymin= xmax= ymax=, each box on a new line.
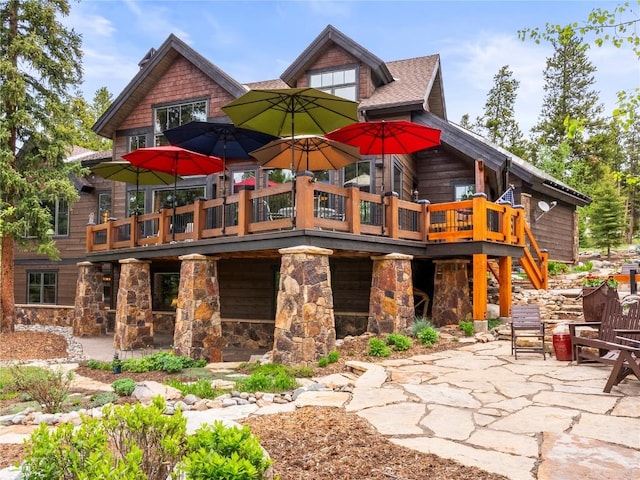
xmin=123 ymin=145 xmax=224 ymax=240
xmin=234 ymin=177 xmax=277 ymax=188
xmin=326 ymin=120 xmax=441 ymax=193
xmin=90 ymin=161 xmax=180 ymax=215
xmin=162 ymin=121 xmax=278 ymax=196
xmin=250 ymin=135 xmax=361 ymax=172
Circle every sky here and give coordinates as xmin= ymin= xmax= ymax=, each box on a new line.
xmin=64 ymin=0 xmax=639 ymax=136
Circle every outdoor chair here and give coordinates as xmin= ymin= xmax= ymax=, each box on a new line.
xmin=510 ymin=304 xmax=546 ymax=359
xmin=569 ymin=297 xmax=640 ymax=365
xmin=597 ymin=332 xmax=640 ymax=393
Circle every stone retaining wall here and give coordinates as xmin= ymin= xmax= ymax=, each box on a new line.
xmin=16 ymin=305 xmax=75 ymax=328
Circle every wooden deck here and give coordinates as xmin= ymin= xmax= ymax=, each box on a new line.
xmin=86 ymin=174 xmax=547 ymax=289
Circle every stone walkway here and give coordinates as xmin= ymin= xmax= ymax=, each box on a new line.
xmin=1 ymin=340 xmax=638 ymax=479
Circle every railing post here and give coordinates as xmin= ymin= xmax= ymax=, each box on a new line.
xmin=502 ymin=204 xmax=512 ymax=244
xmin=294 ymin=172 xmax=315 ymax=229
xmin=129 ymin=216 xmax=137 ymax=248
xmin=472 ymin=193 xmax=488 ymax=241
xmin=418 ymin=199 xmax=430 ymax=242
xmin=106 ymin=218 xmax=113 ymax=250
xmin=514 ymin=206 xmax=526 ymax=246
xmin=385 ymin=192 xmax=399 ymax=238
xmin=159 ymin=209 xmax=171 ymax=244
xmin=237 ymin=189 xmax=251 ymax=236
xmin=346 ymin=186 xmax=361 ymax=235
xmin=193 ymin=199 xmax=203 ymax=240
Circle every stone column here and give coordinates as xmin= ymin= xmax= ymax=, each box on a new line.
xmin=114 ymin=258 xmax=153 ymax=350
xmin=432 ymin=259 xmax=473 ymax=327
xmin=367 ymin=253 xmax=414 ymax=334
xmin=273 ymin=246 xmax=336 ymax=365
xmin=173 ymin=254 xmax=223 ymax=362
xmin=73 ymin=261 xmax=107 ymax=336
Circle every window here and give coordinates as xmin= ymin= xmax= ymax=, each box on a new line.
xmin=455 ymin=184 xmax=475 ymax=201
xmin=128 ymin=190 xmax=145 ymax=216
xmin=128 ymin=134 xmax=146 ymax=152
xmin=393 ymin=159 xmax=403 ymax=199
xmin=28 ymin=271 xmax=57 ymax=304
xmin=153 ymin=186 xmax=205 ymax=211
xmin=98 ymin=192 xmax=112 ymax=223
xmin=153 ymin=272 xmax=180 ymax=311
xmin=24 ymin=199 xmax=69 ymax=237
xmin=154 ymin=100 xmax=207 ymax=145
xmin=309 ymin=67 xmax=357 ymax=101
xmin=231 ymin=170 xmax=259 ymax=193
xmin=344 ymin=160 xmax=371 ymax=192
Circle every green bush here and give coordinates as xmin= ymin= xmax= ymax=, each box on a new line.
xmin=86 ymin=359 xmax=113 ymax=371
xmin=327 ymin=350 xmax=339 ymax=363
xmin=180 ymin=421 xmax=271 ymax=479
xmin=572 ymin=260 xmax=593 ymax=273
xmin=165 ymin=378 xmax=222 ymax=399
xmin=488 ymin=318 xmax=502 ymax=330
xmin=112 ymin=378 xmax=137 ymax=397
xmin=367 ymin=338 xmax=392 ymax=357
xmin=234 ymin=364 xmax=299 ymax=393
xmin=21 ymin=397 xmax=270 ymax=480
xmin=317 ymin=357 xmax=329 ymax=368
xmin=8 ymin=365 xmax=73 ymax=414
xmin=291 ymin=365 xmax=314 ymax=377
xmin=459 ymin=321 xmax=474 ymax=337
xmin=416 ymin=327 xmax=439 ymax=346
xmin=548 ymin=261 xmax=569 ymax=275
xmin=88 ymin=391 xmax=120 ymax=408
xmin=411 ymin=317 xmax=434 ymax=336
xmin=385 ymin=333 xmax=413 ymax=351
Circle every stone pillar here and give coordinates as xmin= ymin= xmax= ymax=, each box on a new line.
xmin=73 ymin=261 xmax=107 ymax=336
xmin=432 ymin=259 xmax=473 ymax=327
xmin=114 ymin=258 xmax=153 ymax=350
xmin=273 ymin=246 xmax=336 ymax=365
xmin=367 ymin=253 xmax=414 ymax=334
xmin=173 ymin=254 xmax=223 ymax=362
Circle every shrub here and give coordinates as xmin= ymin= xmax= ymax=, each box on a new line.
xmin=8 ymin=365 xmax=73 ymax=414
xmin=488 ymin=318 xmax=502 ymax=330
xmin=367 ymin=338 xmax=391 ymax=357
xmin=291 ymin=365 xmax=314 ymax=377
xmin=88 ymin=391 xmax=120 ymax=408
xmin=86 ymin=359 xmax=113 ymax=371
xmin=548 ymin=261 xmax=569 ymax=275
xmin=317 ymin=357 xmax=329 ymax=368
xmin=459 ymin=321 xmax=474 ymax=337
xmin=572 ymin=260 xmax=593 ymax=272
xmin=416 ymin=327 xmax=439 ymax=346
xmin=411 ymin=317 xmax=434 ymax=336
xmin=180 ymin=421 xmax=271 ymax=479
xmin=327 ymin=350 xmax=339 ymax=363
xmin=385 ymin=333 xmax=413 ymax=351
xmin=112 ymin=378 xmax=137 ymax=397
xmin=234 ymin=364 xmax=299 ymax=393
xmin=165 ymin=378 xmax=222 ymax=399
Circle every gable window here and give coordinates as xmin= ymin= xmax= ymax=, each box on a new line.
xmin=309 ymin=67 xmax=357 ymax=101
xmin=129 ymin=134 xmax=146 ymax=152
xmin=154 ymin=100 xmax=207 ymax=146
xmin=28 ymin=271 xmax=57 ymax=304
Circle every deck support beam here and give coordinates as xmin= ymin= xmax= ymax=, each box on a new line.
xmin=432 ymin=259 xmax=473 ymax=327
xmin=472 ymin=254 xmax=489 ymax=321
xmin=498 ymin=256 xmax=512 ymax=318
xmin=114 ymin=258 xmax=153 ymax=351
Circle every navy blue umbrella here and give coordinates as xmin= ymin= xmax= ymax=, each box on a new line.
xmin=163 ymin=121 xmax=278 ymax=196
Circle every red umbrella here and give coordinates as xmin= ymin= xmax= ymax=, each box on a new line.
xmin=326 ymin=120 xmax=441 ymax=193
xmin=123 ymin=145 xmax=224 ymax=240
xmin=234 ymin=178 xmax=277 ymax=187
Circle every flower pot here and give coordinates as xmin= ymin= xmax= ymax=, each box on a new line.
xmin=582 ymin=284 xmax=619 ymax=323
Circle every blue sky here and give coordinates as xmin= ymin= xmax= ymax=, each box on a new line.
xmin=65 ymin=0 xmax=638 ymax=136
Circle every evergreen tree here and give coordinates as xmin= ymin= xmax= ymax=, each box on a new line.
xmin=72 ymin=87 xmax=113 ymax=150
xmin=476 ymin=65 xmax=526 ymax=157
xmin=0 ymin=0 xmax=83 ymax=332
xmin=589 ymin=177 xmax=625 ymax=258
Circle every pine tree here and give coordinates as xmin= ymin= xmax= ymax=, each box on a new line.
xmin=589 ymin=178 xmax=625 ymax=259
xmin=476 ymin=65 xmax=525 ymax=157
xmin=0 ymin=0 xmax=84 ymax=332
xmin=72 ymin=87 xmax=114 ymax=150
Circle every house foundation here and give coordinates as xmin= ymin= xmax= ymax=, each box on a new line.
xmin=73 ymin=261 xmax=107 ymax=337
xmin=114 ymin=258 xmax=154 ymax=350
xmin=173 ymin=254 xmax=223 ymax=362
xmin=367 ymin=253 xmax=415 ymax=334
xmin=432 ymin=259 xmax=473 ymax=326
xmin=272 ymin=246 xmax=336 ymax=365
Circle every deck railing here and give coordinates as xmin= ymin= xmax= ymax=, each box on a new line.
xmin=86 ymin=174 xmax=528 ymax=253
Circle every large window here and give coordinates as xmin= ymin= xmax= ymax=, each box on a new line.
xmin=343 ymin=160 xmax=371 ymax=192
xmin=309 ymin=67 xmax=357 ymax=101
xmin=28 ymin=271 xmax=57 ymax=304
xmin=455 ymin=184 xmax=475 ymax=201
xmin=154 ymin=100 xmax=207 ymax=145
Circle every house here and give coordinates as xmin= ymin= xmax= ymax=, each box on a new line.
xmin=15 ymin=25 xmax=590 ymax=364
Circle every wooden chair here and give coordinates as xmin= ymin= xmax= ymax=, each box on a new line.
xmin=569 ymin=298 xmax=640 ymax=365
xmin=510 ymin=304 xmax=546 ymax=359
xmin=594 ymin=332 xmax=640 ymax=393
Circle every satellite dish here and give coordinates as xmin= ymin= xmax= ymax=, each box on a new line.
xmin=538 ymin=201 xmax=550 ymax=212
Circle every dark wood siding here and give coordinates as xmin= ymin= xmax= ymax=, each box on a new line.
xmin=528 ymin=195 xmax=576 ymax=262
xmin=14 ymin=264 xmax=78 ymax=305
xmin=416 ymin=151 xmax=474 ymax=203
xmin=330 ymin=258 xmax=372 ymax=313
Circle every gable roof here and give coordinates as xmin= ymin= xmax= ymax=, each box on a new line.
xmin=413 ymin=111 xmax=591 ymax=206
xmin=93 ymin=34 xmax=247 ymax=138
xmin=281 ymin=25 xmax=394 ymax=87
